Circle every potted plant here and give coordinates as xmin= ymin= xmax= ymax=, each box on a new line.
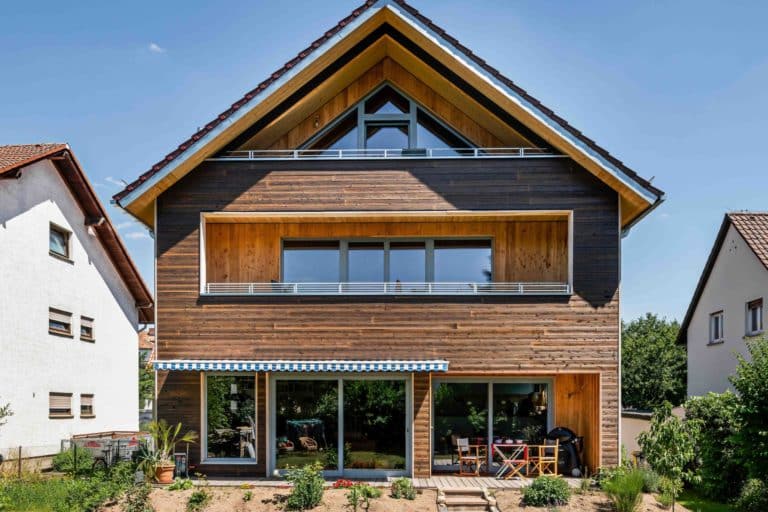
xmin=140 ymin=420 xmax=198 ymax=484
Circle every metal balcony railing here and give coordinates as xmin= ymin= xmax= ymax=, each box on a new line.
xmin=203 ymin=282 xmax=571 ymax=296
xmin=210 ymin=147 xmax=563 ymax=161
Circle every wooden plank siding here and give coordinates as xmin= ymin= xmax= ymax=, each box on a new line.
xmin=204 ymin=219 xmax=568 ymax=284
xmin=154 ymin=157 xmax=621 ymax=472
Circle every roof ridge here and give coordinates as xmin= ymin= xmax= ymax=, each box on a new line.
xmin=114 ymin=0 xmax=662 ymax=206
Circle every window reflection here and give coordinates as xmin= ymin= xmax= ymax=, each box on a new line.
xmin=348 ymin=242 xmax=385 ymax=282
xmin=206 ymin=376 xmax=256 ymax=460
xmin=365 ymin=124 xmax=409 ymax=149
xmin=283 ymin=241 xmax=340 ymax=282
xmin=390 ymin=242 xmax=426 ymax=283
xmin=434 ymin=240 xmax=492 ymax=283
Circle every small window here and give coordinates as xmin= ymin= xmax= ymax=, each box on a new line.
xmin=709 ymin=311 xmax=724 ymax=344
xmin=49 ymin=392 xmax=73 ymax=418
xmin=747 ymin=299 xmax=763 ymax=336
xmin=49 ymin=223 xmax=71 ymax=259
xmin=49 ymin=308 xmax=72 ymax=337
xmin=80 ymin=317 xmax=94 ymax=341
xmin=80 ymin=394 xmax=94 ymax=418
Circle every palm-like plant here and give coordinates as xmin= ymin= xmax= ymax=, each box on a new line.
xmin=149 ymin=419 xmax=198 ymax=465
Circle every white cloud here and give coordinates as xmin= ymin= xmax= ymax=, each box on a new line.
xmin=115 ymin=221 xmax=137 ymax=230
xmin=124 ymin=231 xmax=151 ymax=240
xmin=148 ymin=42 xmax=166 ymax=54
xmin=104 ymin=176 xmax=126 ymax=188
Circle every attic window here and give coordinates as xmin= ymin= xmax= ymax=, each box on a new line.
xmin=305 ymin=84 xmax=472 ymax=152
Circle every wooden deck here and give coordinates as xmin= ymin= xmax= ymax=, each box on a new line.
xmin=411 ymin=475 xmax=581 ymax=490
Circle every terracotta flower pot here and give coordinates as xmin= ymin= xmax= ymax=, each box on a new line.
xmin=155 ymin=463 xmax=175 ymax=484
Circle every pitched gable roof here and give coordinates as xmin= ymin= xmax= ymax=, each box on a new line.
xmin=678 ymin=212 xmax=768 ymax=343
xmin=114 ymin=0 xmax=663 ymax=228
xmin=0 ymin=144 xmax=69 ymax=175
xmin=0 ymin=144 xmax=154 ymax=323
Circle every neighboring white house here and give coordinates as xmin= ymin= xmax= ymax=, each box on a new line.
xmin=680 ymin=212 xmax=768 ymax=397
xmin=0 ymin=144 xmax=153 ymax=459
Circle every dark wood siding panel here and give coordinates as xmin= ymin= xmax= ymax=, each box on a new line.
xmin=156 ymin=157 xmax=620 ymax=467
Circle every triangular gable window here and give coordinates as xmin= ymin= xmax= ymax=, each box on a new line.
xmin=304 ymin=84 xmax=473 ymax=155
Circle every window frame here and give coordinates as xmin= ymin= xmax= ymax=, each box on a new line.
xmin=709 ymin=310 xmax=724 ymax=344
xmin=280 ymin=237 xmax=494 ymax=283
xmin=80 ymin=316 xmax=95 ymax=342
xmin=49 ymin=392 xmax=73 ymax=419
xmin=49 ymin=308 xmax=73 ymax=337
xmin=49 ymin=222 xmax=72 ymax=261
xmin=302 ymin=83 xmax=474 ymax=152
xmin=746 ymin=298 xmax=764 ymax=336
xmin=80 ymin=394 xmax=95 ymax=418
xmin=200 ymin=373 xmax=259 ymax=465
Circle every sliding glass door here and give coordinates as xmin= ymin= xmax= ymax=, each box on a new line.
xmin=204 ymin=375 xmax=257 ymax=463
xmin=432 ymin=379 xmax=551 ymax=473
xmin=271 ymin=376 xmax=409 ymax=476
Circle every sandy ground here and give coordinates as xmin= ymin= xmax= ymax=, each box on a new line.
xmin=494 ymin=490 xmax=690 ymax=512
xmin=103 ymin=487 xmax=438 ymax=512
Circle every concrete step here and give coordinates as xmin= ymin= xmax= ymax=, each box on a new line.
xmin=439 ymin=488 xmax=490 ymax=512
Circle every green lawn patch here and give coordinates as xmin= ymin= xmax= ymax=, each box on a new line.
xmin=0 ymin=477 xmax=72 ymax=511
xmin=678 ymin=489 xmax=733 ymax=512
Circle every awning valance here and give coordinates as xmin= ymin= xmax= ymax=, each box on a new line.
xmin=153 ymin=360 xmax=449 ymax=373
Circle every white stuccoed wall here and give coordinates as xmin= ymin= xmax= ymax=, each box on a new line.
xmin=687 ymin=223 xmax=768 ymax=397
xmin=0 ymin=160 xmax=139 ymax=458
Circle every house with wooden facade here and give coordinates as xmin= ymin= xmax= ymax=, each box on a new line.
xmin=114 ymin=0 xmax=663 ymax=478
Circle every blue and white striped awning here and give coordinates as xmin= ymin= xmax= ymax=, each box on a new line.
xmin=153 ymin=360 xmax=449 ymax=373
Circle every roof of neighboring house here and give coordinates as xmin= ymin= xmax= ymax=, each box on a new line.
xmin=113 ymin=0 xmax=663 ymax=229
xmin=0 ymin=143 xmax=154 ymax=323
xmin=678 ymin=212 xmax=768 ymax=344
xmin=139 ymin=328 xmax=155 ymax=350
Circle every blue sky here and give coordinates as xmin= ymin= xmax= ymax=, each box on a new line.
xmin=2 ymin=0 xmax=766 ymax=323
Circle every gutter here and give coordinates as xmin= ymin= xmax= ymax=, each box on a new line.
xmin=621 ymin=193 xmax=666 ymax=238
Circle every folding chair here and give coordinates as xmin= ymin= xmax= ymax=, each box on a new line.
xmin=457 ymin=438 xmax=481 ymax=476
xmin=494 ymin=444 xmax=529 ymax=479
xmin=532 ymin=439 xmax=559 ymax=475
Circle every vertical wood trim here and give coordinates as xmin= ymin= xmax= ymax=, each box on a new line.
xmin=412 ymin=372 xmax=431 ymax=477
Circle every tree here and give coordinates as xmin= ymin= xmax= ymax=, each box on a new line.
xmin=622 ymin=314 xmax=686 ymax=409
xmin=638 ymin=402 xmax=699 ymax=511
xmin=729 ymin=336 xmax=768 ymax=482
xmin=139 ymin=352 xmax=154 ymax=409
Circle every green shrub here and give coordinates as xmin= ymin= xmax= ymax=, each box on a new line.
xmin=346 ymin=483 xmax=382 ymax=512
xmin=390 ymin=477 xmax=416 ymax=500
xmin=521 ymin=476 xmax=571 ymax=507
xmin=735 ymin=479 xmax=768 ymax=512
xmin=601 ymin=468 xmax=645 ymax=512
xmin=186 ymin=489 xmax=212 ymax=512
xmin=730 ymin=338 xmax=768 ymax=482
xmin=639 ymin=467 xmax=660 ymax=493
xmin=285 ymin=462 xmax=325 ymax=510
xmin=684 ymin=391 xmax=745 ymax=500
xmin=242 ymin=490 xmax=253 ymax=502
xmin=656 ymin=491 xmax=674 ymax=508
xmin=123 ymin=484 xmax=154 ymax=512
xmin=53 ymin=446 xmax=94 ymax=476
xmin=168 ymin=478 xmax=194 ymax=491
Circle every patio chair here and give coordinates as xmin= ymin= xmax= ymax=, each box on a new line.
xmin=457 ymin=437 xmax=481 ymax=476
xmin=299 ymin=436 xmax=318 ymax=451
xmin=531 ymin=439 xmax=559 ymax=475
xmin=494 ymin=444 xmax=529 ymax=480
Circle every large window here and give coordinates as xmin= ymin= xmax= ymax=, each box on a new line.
xmin=273 ymin=377 xmax=408 ymax=475
xmin=432 ymin=380 xmax=550 ymax=472
xmin=281 ymin=239 xmax=492 ymax=283
xmin=205 ymin=375 xmax=256 ymax=461
xmin=306 ymin=85 xmax=472 ymax=153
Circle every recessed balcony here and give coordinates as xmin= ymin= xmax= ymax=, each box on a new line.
xmin=203 ymin=281 xmax=571 ymax=296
